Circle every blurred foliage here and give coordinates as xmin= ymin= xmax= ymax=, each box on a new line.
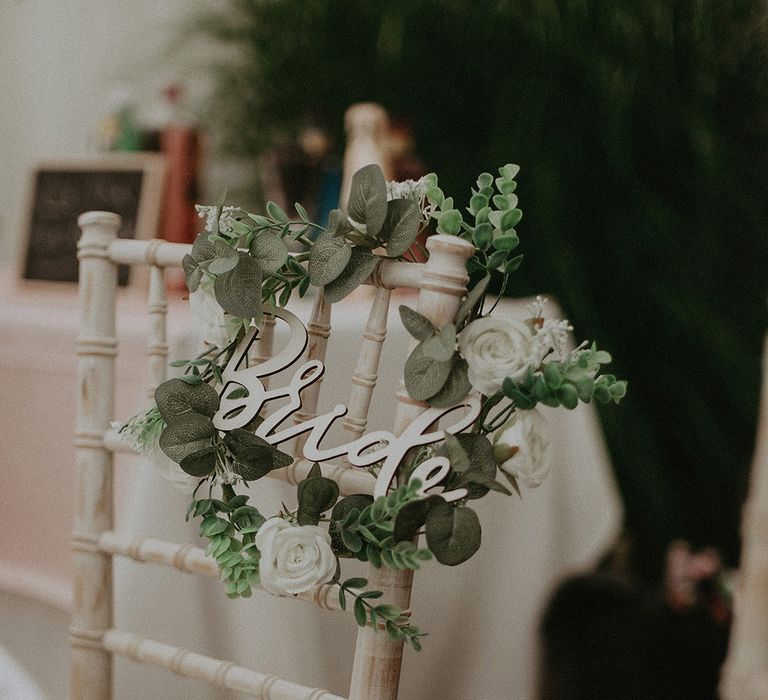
xmin=193 ymin=0 xmax=768 ymax=580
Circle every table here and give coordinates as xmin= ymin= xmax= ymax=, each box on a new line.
xmin=0 ymin=270 xmax=622 ymax=699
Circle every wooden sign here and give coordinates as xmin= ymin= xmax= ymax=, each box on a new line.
xmin=21 ymin=154 xmax=165 ymax=285
xmin=214 ymin=308 xmax=482 ymax=501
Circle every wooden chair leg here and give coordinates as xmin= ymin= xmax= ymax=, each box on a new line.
xmin=71 ymin=212 xmax=120 ymax=699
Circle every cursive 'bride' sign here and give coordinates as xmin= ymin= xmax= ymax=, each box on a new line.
xmin=213 ymin=309 xmax=480 ymax=501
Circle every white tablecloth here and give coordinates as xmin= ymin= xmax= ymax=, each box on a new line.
xmin=0 ymin=271 xmax=622 ymax=699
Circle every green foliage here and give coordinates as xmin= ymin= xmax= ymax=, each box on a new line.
xmin=455 ymin=275 xmax=490 ymax=328
xmin=306 ymin=165 xmax=423 ymax=301
xmin=308 ymin=234 xmax=352 ymax=286
xmin=335 ymin=577 xmax=426 ymax=650
xmin=224 ymin=429 xmax=293 ymax=481
xmin=159 ymin=413 xmax=217 ymax=471
xmin=399 ymin=305 xmax=436 ymax=341
xmin=347 ymin=164 xmax=388 ymax=237
xmin=438 ymin=432 xmax=509 ymax=500
xmin=190 ymin=486 xmax=265 ymax=599
xmin=155 ymin=377 xmax=219 ymax=423
xmin=323 ymin=247 xmax=378 ymax=303
xmin=297 ymin=463 xmax=340 ymax=525
xmin=401 ymin=310 xmax=472 ymax=408
xmin=403 ymin=342 xmax=453 ymax=400
xmin=332 ymin=481 xmax=433 ymax=571
xmin=213 ymin=251 xmax=263 ymax=323
xmin=425 ymin=501 xmax=481 ymax=566
xmin=501 ymin=344 xmax=627 ymax=412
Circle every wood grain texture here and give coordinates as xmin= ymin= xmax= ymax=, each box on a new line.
xmin=146 ymin=263 xmax=168 ymax=397
xmin=340 ymin=287 xmax=391 ymax=459
xmin=348 ymin=234 xmax=474 ymax=700
xmin=102 ymin=629 xmax=345 ymax=699
xmin=97 ymin=531 xmax=341 ymax=612
xmin=72 ymin=211 xmax=121 ymax=699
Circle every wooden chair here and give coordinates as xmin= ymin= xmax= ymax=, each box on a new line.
xmin=71 ymin=106 xmax=474 ymax=699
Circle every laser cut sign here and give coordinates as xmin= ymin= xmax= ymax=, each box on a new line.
xmin=213 ymin=308 xmax=482 ymax=501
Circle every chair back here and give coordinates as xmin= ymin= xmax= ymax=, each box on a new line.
xmin=71 ymin=105 xmax=474 ymax=699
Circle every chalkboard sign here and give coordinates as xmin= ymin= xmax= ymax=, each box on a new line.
xmin=22 ymin=155 xmax=165 ymax=286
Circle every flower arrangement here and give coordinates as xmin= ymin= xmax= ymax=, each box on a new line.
xmin=116 ymin=163 xmax=626 ymax=649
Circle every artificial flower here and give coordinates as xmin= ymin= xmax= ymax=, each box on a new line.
xmin=492 ymin=409 xmax=552 ymax=488
xmin=189 ymin=286 xmax=240 ymax=347
xmin=255 ymin=518 xmax=337 ymax=596
xmin=458 ymin=317 xmax=540 ymax=395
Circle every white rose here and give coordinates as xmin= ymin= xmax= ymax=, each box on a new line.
xmin=255 ymin=518 xmax=337 ymax=596
xmin=458 ymin=317 xmax=540 ymax=395
xmin=189 ymin=287 xmax=240 ymax=347
xmin=492 ymin=409 xmax=552 ymax=488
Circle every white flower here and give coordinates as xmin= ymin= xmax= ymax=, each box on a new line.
xmin=255 ymin=519 xmax=337 ymax=596
xmin=387 ymin=175 xmax=436 ymax=225
xmin=386 ymin=176 xmax=431 ymax=202
xmin=532 ymin=318 xmax=574 ymax=360
xmin=195 ymin=204 xmax=239 ymax=235
xmin=189 ymin=287 xmax=240 ymax=347
xmin=458 ymin=317 xmax=542 ymax=395
xmin=492 ymin=409 xmax=553 ymax=488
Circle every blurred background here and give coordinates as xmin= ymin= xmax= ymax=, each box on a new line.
xmin=3 ymin=1 xmax=768 ymax=698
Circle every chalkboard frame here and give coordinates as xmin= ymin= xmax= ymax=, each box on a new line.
xmin=20 ymin=153 xmax=166 ymax=287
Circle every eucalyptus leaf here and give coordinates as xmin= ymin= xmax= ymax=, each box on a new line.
xmin=182 ymin=254 xmax=202 ymax=292
xmin=324 ymin=247 xmax=378 ymax=303
xmin=354 ymin=597 xmax=367 ymax=626
xmin=427 ymin=355 xmax=471 ymax=408
xmin=399 ymin=305 xmax=436 ymax=341
xmin=425 ymin=502 xmax=481 ymax=566
xmin=297 ymin=476 xmax=339 ymax=526
xmin=382 ymin=198 xmax=420 ymax=256
xmin=327 ymin=209 xmax=354 ymax=237
xmin=155 ymin=378 xmax=220 ymax=423
xmin=460 ymin=471 xmax=511 ymax=495
xmin=232 ymin=447 xmax=276 ymax=480
xmin=393 ymin=495 xmax=443 ymax=542
xmin=347 ymin=164 xmax=388 ymax=238
xmin=266 ymin=201 xmax=288 ymax=223
xmin=486 ymin=249 xmax=508 ymax=270
xmin=250 ymin=233 xmax=289 ymax=275
xmin=224 ymin=429 xmax=292 ymax=480
xmin=214 ymin=251 xmax=263 ymax=321
xmin=330 ymin=494 xmax=374 ymax=552
xmin=501 ymin=208 xmax=523 ymax=231
xmin=159 ymin=412 xmax=215 ymax=464
xmin=308 ymin=235 xmax=352 ymax=286
xmin=404 ymin=343 xmax=452 ymax=401
xmin=208 ymin=239 xmax=239 ymax=275
xmin=437 ymin=209 xmax=462 ymax=236
xmin=456 ymin=275 xmax=490 ymax=327
xmin=492 ymin=234 xmax=519 ymax=251
xmin=179 ymin=446 xmax=217 ymax=477
xmin=191 ymin=234 xmax=215 ymax=263
xmin=441 ymin=433 xmax=470 ymax=472
xmin=454 ymin=433 xmax=498 ymax=499
xmin=422 ymin=323 xmax=456 ymax=362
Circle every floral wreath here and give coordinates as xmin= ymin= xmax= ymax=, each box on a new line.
xmin=116 ymin=163 xmax=627 ymax=649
